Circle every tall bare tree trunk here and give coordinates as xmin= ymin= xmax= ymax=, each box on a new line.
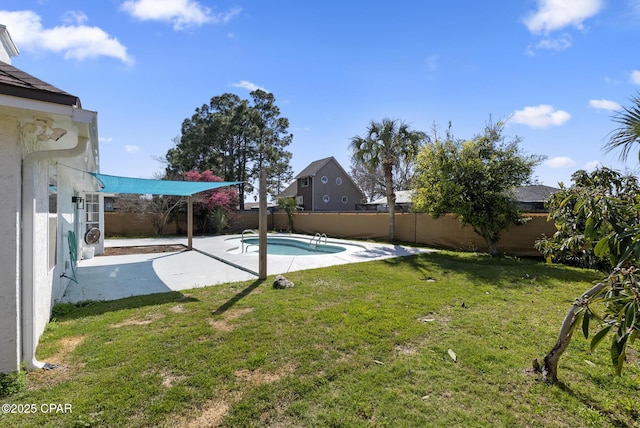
xmin=384 ymin=163 xmax=395 ymax=241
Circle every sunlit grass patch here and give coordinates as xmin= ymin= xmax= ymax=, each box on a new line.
xmin=2 ymin=251 xmax=638 ymax=427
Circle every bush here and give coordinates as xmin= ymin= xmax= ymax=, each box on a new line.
xmin=207 ymin=208 xmax=228 ymax=234
xmin=0 ymin=371 xmax=26 ymax=397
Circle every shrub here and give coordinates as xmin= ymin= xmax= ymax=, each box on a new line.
xmin=0 ymin=371 xmax=26 ymax=397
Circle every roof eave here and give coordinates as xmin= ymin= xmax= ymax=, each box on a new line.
xmin=0 ymin=83 xmax=80 ymax=107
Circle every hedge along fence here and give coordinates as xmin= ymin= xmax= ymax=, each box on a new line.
xmin=106 ymin=211 xmax=555 ymax=257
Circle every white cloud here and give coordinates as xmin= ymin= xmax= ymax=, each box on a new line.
xmin=533 ymin=34 xmax=572 ymax=51
xmin=584 ymin=160 xmax=601 ymax=170
xmin=631 ymin=70 xmax=640 ymax=85
xmin=232 ymin=80 xmax=267 ymax=92
xmin=0 ymin=10 xmax=133 ymax=64
xmin=546 ymin=156 xmax=576 ymax=168
xmin=510 ymin=104 xmax=571 ymax=128
xmin=524 ymin=0 xmax=604 ymax=34
xmin=99 ymin=136 xmax=113 ymax=144
xmin=589 ymin=98 xmax=622 ymax=111
xmin=121 ymin=0 xmax=241 ymax=31
xmin=61 ymin=10 xmax=89 ymax=26
xmin=124 ymin=145 xmax=140 ymax=153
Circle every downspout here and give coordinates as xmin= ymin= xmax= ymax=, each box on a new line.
xmin=21 ymin=136 xmax=89 ymax=371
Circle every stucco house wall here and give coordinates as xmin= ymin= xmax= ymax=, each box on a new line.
xmin=0 ymin=113 xmax=21 ymax=372
xmin=0 ymin=25 xmax=101 ymax=373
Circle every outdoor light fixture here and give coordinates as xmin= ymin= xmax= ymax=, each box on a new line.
xmin=71 ymin=196 xmax=84 ymax=209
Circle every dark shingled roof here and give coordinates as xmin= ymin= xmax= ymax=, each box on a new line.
xmin=513 ymin=185 xmax=559 ymax=203
xmin=294 ymin=156 xmax=334 ymax=179
xmin=0 ymin=61 xmax=80 ymax=107
xmin=277 ymin=181 xmax=297 ymax=198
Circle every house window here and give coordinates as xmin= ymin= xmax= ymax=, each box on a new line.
xmin=300 ymin=177 xmax=309 ymax=187
xmin=336 ymin=177 xmax=342 ymax=185
xmin=342 ymin=196 xmax=348 ymax=204
xmin=323 ymin=195 xmax=330 ymax=203
xmin=321 ymin=175 xmax=328 ymax=184
xmin=85 ymin=194 xmax=100 ymax=235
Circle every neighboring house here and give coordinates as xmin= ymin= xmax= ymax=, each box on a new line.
xmin=513 ymin=184 xmax=559 ymax=212
xmin=360 ymin=190 xmax=414 ymax=212
xmin=278 ymin=156 xmax=365 ymax=211
xmin=362 ymin=185 xmax=559 ymax=213
xmin=0 ymin=25 xmax=102 ymax=373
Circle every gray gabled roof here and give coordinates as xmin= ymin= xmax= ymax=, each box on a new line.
xmin=0 ymin=61 xmax=81 ymax=107
xmin=368 ymin=190 xmax=414 ymax=205
xmin=513 ymin=185 xmax=559 ymax=203
xmin=277 ymin=181 xmax=297 ymax=198
xmin=294 ymin=156 xmax=334 ymax=179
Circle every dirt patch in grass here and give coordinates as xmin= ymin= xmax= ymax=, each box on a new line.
xmin=27 ymin=335 xmax=87 ymax=390
xmin=160 ymin=368 xmax=187 ymax=388
xmin=111 ymin=313 xmax=164 ymax=328
xmin=168 ymin=398 xmax=230 ymax=428
xmin=102 ymin=245 xmax=186 ymax=256
xmin=394 ymin=343 xmax=418 ymax=355
xmin=169 ymin=304 xmax=187 ymax=313
xmin=234 ymin=362 xmax=296 ymax=385
xmin=208 ymin=307 xmax=255 ymax=332
xmin=49 ymin=335 xmax=87 ymax=364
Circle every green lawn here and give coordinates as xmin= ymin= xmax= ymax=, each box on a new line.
xmin=2 ymin=251 xmax=639 ymax=427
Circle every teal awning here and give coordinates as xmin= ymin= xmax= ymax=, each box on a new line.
xmin=90 ymin=173 xmax=242 ymax=197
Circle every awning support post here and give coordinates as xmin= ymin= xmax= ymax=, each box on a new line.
xmin=258 ymin=167 xmax=267 ymax=279
xmin=187 ymin=196 xmax=193 ymax=250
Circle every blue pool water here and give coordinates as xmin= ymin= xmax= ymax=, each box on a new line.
xmin=241 ymin=237 xmax=346 ymax=256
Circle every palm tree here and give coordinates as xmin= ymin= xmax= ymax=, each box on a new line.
xmin=604 ymin=92 xmax=640 ymax=162
xmin=350 ymin=118 xmax=426 ymax=241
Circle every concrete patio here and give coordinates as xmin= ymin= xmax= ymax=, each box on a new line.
xmin=61 ymin=234 xmax=434 ymax=303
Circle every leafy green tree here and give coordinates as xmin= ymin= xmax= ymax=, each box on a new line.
xmin=535 ymin=94 xmax=640 ymax=383
xmin=412 ymin=121 xmax=544 ymax=255
xmin=164 ymin=90 xmax=293 ymax=208
xmin=533 ymin=168 xmax=640 ymax=383
xmin=604 ymin=91 xmax=640 ymax=162
xmin=350 ymin=118 xmax=426 ymax=240
xmin=535 ymin=168 xmax=640 ymax=272
xmin=249 ymin=90 xmax=294 ymax=198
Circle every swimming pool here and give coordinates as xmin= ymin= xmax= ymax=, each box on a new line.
xmin=237 ymin=236 xmax=347 ymax=256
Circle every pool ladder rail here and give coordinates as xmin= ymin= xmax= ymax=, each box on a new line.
xmin=309 ymin=233 xmax=327 ymax=247
xmin=241 ymin=229 xmax=257 ymax=253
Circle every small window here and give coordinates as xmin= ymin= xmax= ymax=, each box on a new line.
xmin=323 ymin=195 xmax=330 ymax=203
xmin=341 ymin=196 xmax=348 ymax=204
xmin=321 ymin=175 xmax=328 ymax=184
xmin=300 ymin=177 xmax=309 ymax=187
xmin=336 ymin=177 xmax=343 ymax=185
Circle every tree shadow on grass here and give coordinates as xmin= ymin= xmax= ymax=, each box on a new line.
xmin=381 ymin=251 xmax=602 ymax=290
xmin=556 ymin=381 xmax=635 ymax=428
xmin=51 ymin=291 xmax=199 ymax=321
xmin=212 ymin=279 xmax=265 ymax=316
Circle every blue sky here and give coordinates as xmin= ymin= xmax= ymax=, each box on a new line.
xmin=2 ymin=0 xmax=640 ymax=194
